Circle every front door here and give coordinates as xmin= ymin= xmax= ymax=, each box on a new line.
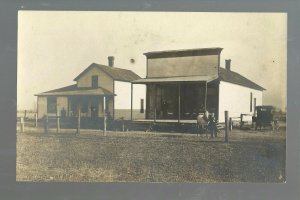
xmin=91 ymin=97 xmax=99 ymax=118
xmin=156 ymin=84 xmax=178 ymax=119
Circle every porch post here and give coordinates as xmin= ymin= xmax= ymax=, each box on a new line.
xmin=178 ymin=83 xmax=181 ymax=123
xmin=131 ymin=83 xmax=133 ymax=121
xmin=56 ymin=110 xmax=60 ymax=133
xmin=76 ymin=103 xmax=81 ymax=134
xmin=68 ymin=97 xmax=71 ymax=117
xmin=204 ymin=81 xmax=207 ymax=112
xmin=88 ymin=97 xmax=92 ymax=118
xmin=35 ymin=113 xmax=38 ymax=127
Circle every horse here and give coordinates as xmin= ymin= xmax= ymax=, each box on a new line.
xmin=196 ymin=113 xmax=209 ymax=137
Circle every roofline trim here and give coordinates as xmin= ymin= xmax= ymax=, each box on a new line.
xmin=144 ymin=47 xmax=223 ymax=58
xmin=73 ymin=63 xmax=140 ymax=82
xmin=73 ymin=63 xmax=114 ymax=81
xmin=220 ymin=79 xmax=265 ymax=91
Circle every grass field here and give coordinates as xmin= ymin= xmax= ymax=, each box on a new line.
xmin=16 ymin=128 xmax=286 ymax=183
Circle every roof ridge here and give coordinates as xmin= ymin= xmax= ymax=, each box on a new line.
xmin=219 ymin=67 xmax=265 ymax=90
xmin=74 ymin=62 xmax=141 ymax=82
xmin=94 ymin=62 xmax=135 ymax=72
xmin=144 ymin=47 xmax=223 ymax=54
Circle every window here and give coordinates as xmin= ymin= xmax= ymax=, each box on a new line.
xmin=140 ymin=99 xmax=144 ymax=113
xmin=47 ymin=97 xmax=57 ymax=113
xmin=250 ymin=92 xmax=253 ymax=112
xmin=91 ymin=75 xmax=98 ymax=88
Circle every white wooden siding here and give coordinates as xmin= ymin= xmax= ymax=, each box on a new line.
xmin=37 ymin=96 xmax=47 ymax=118
xmin=114 ymin=81 xmax=146 ymax=120
xmin=218 ymin=81 xmax=263 ymax=122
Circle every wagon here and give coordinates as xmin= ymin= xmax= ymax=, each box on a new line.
xmin=252 ymin=106 xmax=279 ymax=130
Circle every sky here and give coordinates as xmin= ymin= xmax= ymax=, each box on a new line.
xmin=17 ymin=11 xmax=287 ymax=111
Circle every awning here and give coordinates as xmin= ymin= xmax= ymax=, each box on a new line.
xmin=132 ymin=75 xmax=218 ymax=84
xmin=35 ymin=84 xmax=115 ymax=96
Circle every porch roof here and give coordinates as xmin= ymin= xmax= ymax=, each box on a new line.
xmin=132 ymin=75 xmax=217 ymax=84
xmin=35 ymin=84 xmax=115 ymax=96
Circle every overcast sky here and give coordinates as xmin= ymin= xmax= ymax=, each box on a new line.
xmin=18 ymin=11 xmax=287 ymax=111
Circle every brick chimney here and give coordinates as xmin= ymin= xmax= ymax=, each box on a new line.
xmin=225 ymin=59 xmax=231 ymax=70
xmin=108 ymin=56 xmax=114 ymax=67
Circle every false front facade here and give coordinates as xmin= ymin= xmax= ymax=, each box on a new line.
xmin=132 ymin=48 xmax=264 ymax=122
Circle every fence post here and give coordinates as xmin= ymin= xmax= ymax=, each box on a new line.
xmin=154 ymin=108 xmax=157 ymax=123
xmin=122 ymin=117 xmax=125 ymax=132
xmin=77 ymin=104 xmax=81 ymax=134
xmin=56 ymin=111 xmax=60 ymax=133
xmin=225 ymin=111 xmax=229 ymax=143
xmin=103 ymin=96 xmax=107 ymax=136
xmin=104 ymin=113 xmax=107 ymax=135
xmin=35 ymin=113 xmax=38 ymax=127
xmin=229 ymin=117 xmax=232 ymax=131
xmin=20 ymin=117 xmax=24 ymax=133
xmin=44 ymin=115 xmax=48 ymax=134
xmin=240 ymin=114 xmax=243 ymax=129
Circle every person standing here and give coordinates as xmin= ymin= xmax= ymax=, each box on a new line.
xmin=162 ymin=100 xmax=168 ymax=118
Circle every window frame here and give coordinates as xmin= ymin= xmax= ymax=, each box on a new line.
xmin=91 ymin=75 xmax=99 ymax=88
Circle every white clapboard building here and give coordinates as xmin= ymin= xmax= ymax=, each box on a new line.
xmin=132 ymin=48 xmax=265 ymax=122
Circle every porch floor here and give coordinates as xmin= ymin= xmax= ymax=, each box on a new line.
xmin=133 ymin=119 xmax=197 ymax=124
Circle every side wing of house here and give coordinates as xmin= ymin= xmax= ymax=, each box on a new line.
xmin=114 ymin=80 xmax=146 ymax=120
xmin=218 ymin=81 xmax=263 ymax=122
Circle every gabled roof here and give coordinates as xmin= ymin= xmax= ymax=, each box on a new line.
xmin=73 ymin=63 xmax=141 ymax=82
xmin=35 ymin=84 xmax=115 ymax=96
xmin=219 ymin=68 xmax=265 ymax=91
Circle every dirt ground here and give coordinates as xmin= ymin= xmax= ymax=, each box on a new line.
xmin=16 ymin=127 xmax=286 ymax=183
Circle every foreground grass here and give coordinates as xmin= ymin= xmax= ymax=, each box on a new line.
xmin=16 ymin=129 xmax=286 ymax=183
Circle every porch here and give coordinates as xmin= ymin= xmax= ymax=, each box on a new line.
xmin=36 ymin=84 xmax=115 ymax=119
xmin=132 ymin=76 xmax=219 ymax=122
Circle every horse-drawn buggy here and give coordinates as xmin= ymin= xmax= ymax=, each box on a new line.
xmin=252 ymin=105 xmax=279 ymax=131
xmin=196 ymin=111 xmax=221 ymax=138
